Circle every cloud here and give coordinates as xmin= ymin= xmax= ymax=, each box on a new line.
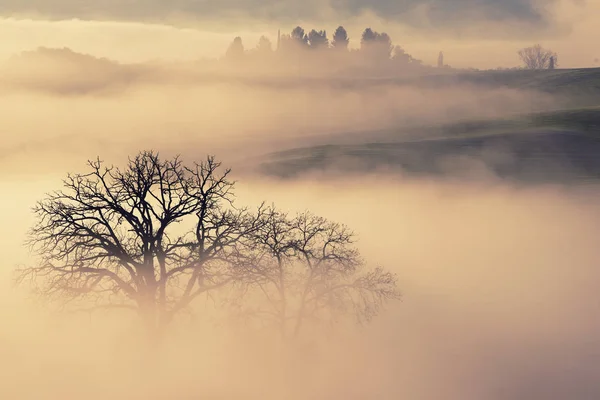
xmin=336 ymin=0 xmax=554 ymax=26
xmin=0 ymin=47 xmax=142 ymax=94
xmin=0 ymin=0 xmax=563 ymax=35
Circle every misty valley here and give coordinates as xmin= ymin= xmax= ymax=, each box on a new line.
xmin=1 ymin=18 xmax=600 ymax=400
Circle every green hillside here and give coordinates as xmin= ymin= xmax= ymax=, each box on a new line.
xmin=256 ymin=106 xmax=600 ymax=184
xmin=231 ymin=67 xmax=600 ymax=106
xmin=445 ymin=68 xmax=600 ymax=106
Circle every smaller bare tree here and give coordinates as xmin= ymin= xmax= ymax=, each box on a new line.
xmin=518 ymin=44 xmax=558 ymax=70
xmin=230 ymin=208 xmax=400 ymax=340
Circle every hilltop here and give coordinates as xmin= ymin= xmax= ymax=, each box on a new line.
xmin=2 ymin=46 xmax=599 ymax=102
xmin=255 ymin=107 xmax=600 ymax=184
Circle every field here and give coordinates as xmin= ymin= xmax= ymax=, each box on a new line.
xmin=255 ymin=68 xmax=600 ymax=184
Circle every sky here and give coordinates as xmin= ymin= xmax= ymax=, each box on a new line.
xmin=0 ymin=0 xmax=598 ymax=68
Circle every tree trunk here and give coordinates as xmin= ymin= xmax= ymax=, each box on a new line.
xmin=135 ymin=307 xmax=167 ymax=379
xmin=137 ymin=291 xmax=166 ymax=349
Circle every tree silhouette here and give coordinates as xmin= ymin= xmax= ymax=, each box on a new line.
xmin=360 ymin=28 xmax=393 ymax=60
xmin=518 ymin=44 xmax=557 ymax=70
xmin=361 ymin=28 xmax=377 ymax=44
xmin=393 ymin=45 xmax=413 ymax=64
xmin=256 ymin=35 xmax=273 ymax=54
xmin=230 ymin=208 xmax=401 ymax=339
xmin=16 ymin=151 xmax=265 ymax=341
xmin=217 ymin=25 xmax=436 ymax=76
xmin=307 ymin=29 xmax=329 ymax=50
xmin=332 ymin=26 xmax=349 ymax=50
xmin=16 ymin=151 xmax=401 ymax=344
xmin=225 ymin=36 xmax=245 ymax=62
xmin=291 ymin=26 xmax=308 ymax=46
xmin=375 ymin=32 xmax=392 ymax=58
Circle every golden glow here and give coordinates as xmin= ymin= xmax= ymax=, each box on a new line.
xmin=0 ymin=0 xmax=598 ymax=68
xmin=1 ymin=1 xmax=600 ymax=397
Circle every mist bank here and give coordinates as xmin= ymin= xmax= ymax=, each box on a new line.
xmin=2 ymin=174 xmax=600 ymax=399
xmin=1 ymin=8 xmax=599 ymax=399
xmin=1 ymin=48 xmax=598 ymax=184
xmin=2 ymin=47 xmax=592 ymax=180
xmin=255 ymin=131 xmax=600 ymax=184
xmin=0 ymin=74 xmax=569 ymax=179
xmin=1 ymin=47 xmax=599 ymax=106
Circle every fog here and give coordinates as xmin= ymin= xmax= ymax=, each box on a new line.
xmin=1 ymin=0 xmax=599 ymax=69
xmin=1 ymin=55 xmax=600 ymax=400
xmin=0 ymin=48 xmax=561 ymax=176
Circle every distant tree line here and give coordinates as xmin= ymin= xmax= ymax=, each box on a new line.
xmin=224 ymin=27 xmax=562 ymax=74
xmin=222 ymin=26 xmax=439 ymax=77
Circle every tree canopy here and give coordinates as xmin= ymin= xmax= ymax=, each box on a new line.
xmin=518 ymin=44 xmax=558 ymax=70
xmin=17 ymin=152 xmax=263 ymax=337
xmin=221 ymin=25 xmax=425 ymax=76
xmin=332 ymin=26 xmax=349 ymax=50
xmin=230 ymin=208 xmax=400 ymax=338
xmin=17 ymin=151 xmax=401 ymax=341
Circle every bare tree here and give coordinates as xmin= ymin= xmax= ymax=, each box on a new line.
xmin=230 ymin=208 xmax=400 ymax=339
xmin=16 ymin=151 xmax=264 ymax=341
xmin=518 ymin=44 xmax=558 ymax=70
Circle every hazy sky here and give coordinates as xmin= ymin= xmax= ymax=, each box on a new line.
xmin=0 ymin=0 xmax=598 ymax=68
xmin=0 ymin=0 xmax=576 ymax=27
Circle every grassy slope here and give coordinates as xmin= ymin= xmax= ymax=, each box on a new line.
xmin=244 ymin=67 xmax=600 ymax=106
xmin=256 ymin=68 xmax=600 ymax=183
xmin=390 ymin=67 xmax=600 ymax=102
